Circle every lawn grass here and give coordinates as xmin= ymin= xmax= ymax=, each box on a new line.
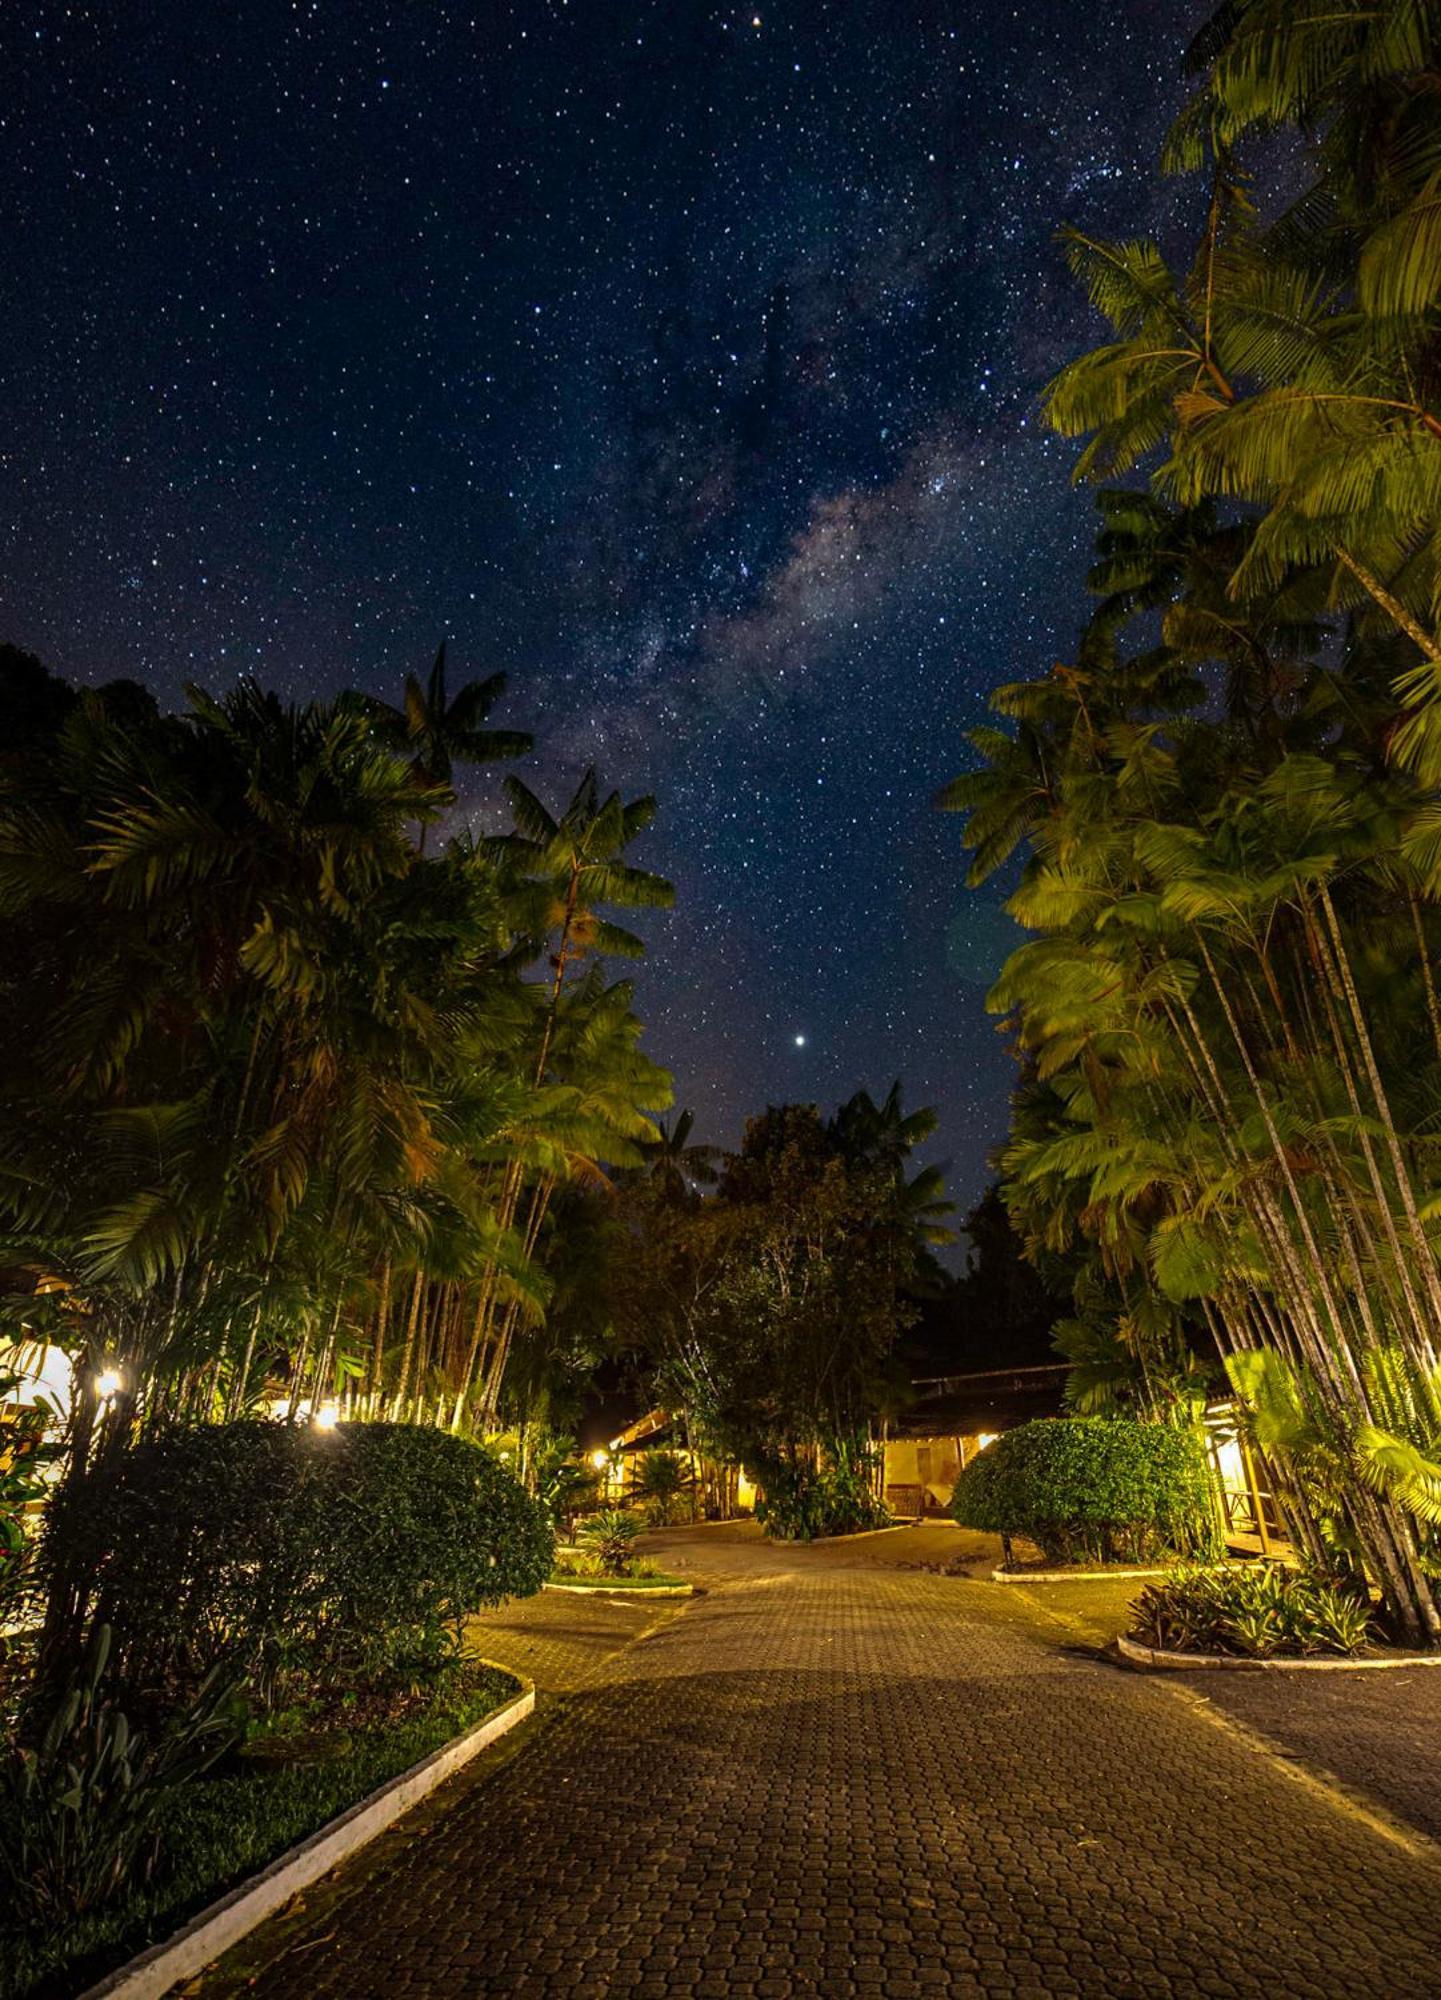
xmin=0 ymin=1658 xmax=518 ymax=2000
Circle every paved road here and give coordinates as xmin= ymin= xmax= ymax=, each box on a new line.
xmin=201 ymin=1523 xmax=1441 ymax=1998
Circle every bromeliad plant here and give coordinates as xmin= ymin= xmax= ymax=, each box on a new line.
xmin=1130 ymin=1564 xmax=1376 ymax=1660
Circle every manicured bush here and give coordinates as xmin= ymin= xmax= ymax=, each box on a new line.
xmin=37 ymin=1421 xmax=553 ymax=1704
xmin=1130 ymin=1563 xmax=1374 ymax=1657
xmin=949 ymin=1417 xmax=1219 ymax=1567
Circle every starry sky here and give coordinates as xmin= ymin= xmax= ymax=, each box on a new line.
xmin=2 ymin=0 xmax=1200 ymax=1220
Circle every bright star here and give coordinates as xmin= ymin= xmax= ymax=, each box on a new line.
xmin=794 ymin=1034 xmax=806 ymax=1047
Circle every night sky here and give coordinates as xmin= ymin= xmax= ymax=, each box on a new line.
xmin=3 ymin=1 xmax=1197 ymax=1217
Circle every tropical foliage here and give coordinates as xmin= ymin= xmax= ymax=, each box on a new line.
xmin=945 ymin=0 xmax=1441 ymax=1643
xmin=630 ymin=1448 xmax=693 ymax=1525
xmin=0 ymin=1625 xmax=237 ymax=1929
xmin=752 ymin=1446 xmax=891 ymax=1542
xmin=576 ymin=1507 xmax=643 ymax=1576
xmin=0 ymin=644 xmax=672 ymax=1666
xmin=1130 ymin=1562 xmax=1374 ymax=1659
xmin=0 ymin=1649 xmax=516 ymax=1998
xmin=615 ymin=1085 xmax=952 ymax=1535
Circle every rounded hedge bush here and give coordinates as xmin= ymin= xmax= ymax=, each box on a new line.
xmin=39 ymin=1421 xmax=553 ymax=1702
xmin=949 ymin=1417 xmax=1219 ymax=1567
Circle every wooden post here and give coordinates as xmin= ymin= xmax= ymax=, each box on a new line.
xmin=1241 ymin=1435 xmax=1272 ymax=1558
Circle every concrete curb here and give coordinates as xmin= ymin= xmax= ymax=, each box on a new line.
xmin=543 ymin=1580 xmax=693 ymax=1597
xmin=79 ymin=1671 xmax=535 ymax=2000
xmin=770 ymin=1523 xmax=911 ymax=1545
xmin=643 ymin=1518 xmax=752 ymax=1528
xmin=1115 ymin=1632 xmax=1441 ymax=1673
xmin=992 ymin=1565 xmax=1172 ymax=1585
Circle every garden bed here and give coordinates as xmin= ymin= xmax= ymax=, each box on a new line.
xmin=1 ymin=1658 xmax=524 ymax=2000
xmin=544 ymin=1572 xmax=692 ymax=1595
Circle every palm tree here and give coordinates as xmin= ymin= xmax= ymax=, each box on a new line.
xmin=1043 ymin=0 xmax=1441 ymax=771
xmin=361 ymin=642 xmax=533 ymax=847
xmin=449 ymin=772 xmax=674 ymax=1427
xmin=632 ymin=1110 xmax=721 ymax=1202
xmin=631 ymin=1448 xmax=692 ymax=1525
xmin=943 ymin=477 xmax=1441 ymax=1642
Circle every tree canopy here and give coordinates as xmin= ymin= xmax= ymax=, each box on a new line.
xmin=0 ymin=648 xmax=673 ymax=1515
xmin=945 ymin=0 xmax=1441 ymax=1646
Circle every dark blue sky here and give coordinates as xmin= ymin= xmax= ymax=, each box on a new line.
xmin=2 ymin=0 xmax=1197 ymax=1214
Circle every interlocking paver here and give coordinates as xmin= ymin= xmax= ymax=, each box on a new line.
xmin=198 ymin=1523 xmax=1441 ymax=1997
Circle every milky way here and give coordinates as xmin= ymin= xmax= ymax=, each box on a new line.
xmin=1 ymin=0 xmax=1201 ymax=1217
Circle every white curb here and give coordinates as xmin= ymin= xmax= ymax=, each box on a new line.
xmin=80 ymin=1673 xmax=535 ymax=2000
xmin=992 ymin=1565 xmax=1173 ymax=1585
xmin=1115 ymin=1633 xmax=1441 ymax=1673
xmin=542 ymin=1580 xmax=693 ymax=1597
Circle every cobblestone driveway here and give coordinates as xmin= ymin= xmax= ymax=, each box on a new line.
xmin=199 ymin=1525 xmax=1441 ymax=1998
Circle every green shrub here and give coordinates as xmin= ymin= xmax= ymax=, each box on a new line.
xmin=755 ymin=1454 xmax=890 ymax=1541
xmin=949 ymin=1418 xmax=1219 ymax=1566
xmin=576 ymin=1508 xmax=642 ymax=1576
xmin=37 ymin=1422 xmax=553 ymax=1705
xmin=1130 ymin=1562 xmax=1375 ymax=1657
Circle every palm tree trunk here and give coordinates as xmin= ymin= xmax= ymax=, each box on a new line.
xmin=390 ymin=1269 xmax=425 ymax=1419
xmin=1317 ymin=886 xmax=1441 ymax=1349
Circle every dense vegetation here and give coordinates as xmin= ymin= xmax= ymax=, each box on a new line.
xmin=946 ymin=0 xmax=1441 ymax=1642
xmin=0 ymin=1653 xmax=517 ymax=2000
xmin=0 ymin=641 xmax=670 ymax=1561
xmin=36 ymin=1421 xmax=552 ymax=1702
xmin=1130 ymin=1563 xmax=1374 ymax=1660
xmin=951 ymin=1418 xmax=1218 ymax=1568
xmin=611 ymin=1087 xmax=953 ymax=1537
xmin=0 ymin=642 xmax=647 ymax=1963
xmin=2 ymin=1417 xmax=546 ymax=1984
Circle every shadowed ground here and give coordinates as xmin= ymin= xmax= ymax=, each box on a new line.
xmin=195 ymin=1522 xmax=1441 ymax=1998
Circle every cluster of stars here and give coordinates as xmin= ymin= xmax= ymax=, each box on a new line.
xmin=1 ymin=0 xmax=1196 ymax=1223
